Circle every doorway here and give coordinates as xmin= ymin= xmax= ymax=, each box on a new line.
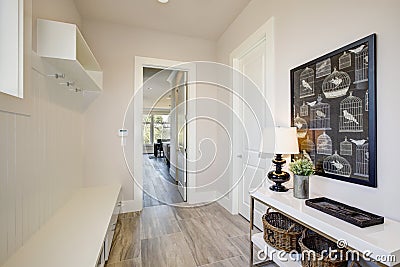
xmin=174 ymin=71 xmax=188 ymax=201
xmin=133 ymin=57 xmax=196 ymax=211
xmin=231 ymin=18 xmax=275 ymax=229
xmin=142 ymin=67 xmax=188 ymax=206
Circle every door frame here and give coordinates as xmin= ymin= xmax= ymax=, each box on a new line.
xmin=230 ymin=18 xmax=275 ymax=215
xmin=133 ymin=56 xmax=196 ymax=211
xmin=175 ymin=73 xmax=188 ymax=201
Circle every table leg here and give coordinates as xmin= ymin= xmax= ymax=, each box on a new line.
xmin=250 ymin=196 xmax=254 ymax=267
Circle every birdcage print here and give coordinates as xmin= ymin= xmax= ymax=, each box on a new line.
xmin=365 ymin=91 xmax=369 ymax=111
xmin=316 ymin=59 xmax=331 ymax=78
xmin=353 ymin=45 xmax=368 ymax=84
xmin=294 ymin=114 xmax=307 ymax=138
xmin=323 ymin=151 xmax=352 ymax=177
xmin=300 ymin=136 xmax=315 ymax=162
xmin=339 ymin=92 xmax=363 ymax=133
xmin=299 ymin=67 xmax=315 ymax=98
xmin=322 ymin=67 xmax=351 ymax=99
xmin=310 ymin=95 xmax=331 ymax=130
xmin=317 ymin=131 xmax=332 ymax=155
xmin=355 ymin=142 xmax=369 ymax=177
xmin=340 ymin=136 xmax=353 ymax=156
xmin=339 ymin=52 xmax=351 ymax=70
xmin=300 ymin=101 xmax=309 ymax=117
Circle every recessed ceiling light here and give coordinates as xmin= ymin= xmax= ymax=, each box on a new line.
xmin=147 ymin=87 xmax=152 ymax=90
xmin=158 ymin=0 xmax=169 ymax=3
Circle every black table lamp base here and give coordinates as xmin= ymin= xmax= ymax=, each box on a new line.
xmin=267 ymin=154 xmax=290 ymax=192
xmin=269 ymin=183 xmax=289 ymax=192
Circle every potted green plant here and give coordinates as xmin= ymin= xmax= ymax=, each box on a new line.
xmin=289 ymin=157 xmax=314 ymax=199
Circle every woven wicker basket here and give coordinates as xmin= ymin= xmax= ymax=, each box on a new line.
xmin=298 ymin=229 xmax=348 ymax=267
xmin=262 ymin=209 xmax=304 ymax=252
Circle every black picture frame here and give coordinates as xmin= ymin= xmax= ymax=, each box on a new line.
xmin=290 ymin=34 xmax=377 ymax=187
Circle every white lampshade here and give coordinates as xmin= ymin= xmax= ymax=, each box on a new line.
xmin=260 ymin=127 xmax=299 ymax=154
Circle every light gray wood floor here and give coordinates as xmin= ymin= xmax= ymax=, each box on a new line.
xmin=143 ymin=154 xmax=184 ymax=207
xmin=105 ymin=203 xmax=277 ymax=267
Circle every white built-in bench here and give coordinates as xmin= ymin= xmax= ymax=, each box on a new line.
xmin=1 ymin=185 xmax=122 ymax=267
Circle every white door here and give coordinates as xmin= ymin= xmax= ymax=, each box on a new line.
xmin=176 ymin=72 xmax=188 ymax=201
xmin=232 ymin=26 xmax=275 ymax=229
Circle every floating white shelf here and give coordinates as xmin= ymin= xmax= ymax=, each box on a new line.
xmin=252 ymin=232 xmax=302 ymax=267
xmin=37 ymin=19 xmax=103 ymax=92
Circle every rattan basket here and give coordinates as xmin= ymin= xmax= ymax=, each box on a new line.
xmin=262 ymin=209 xmax=304 ymax=252
xmin=298 ymin=229 xmax=348 ymax=267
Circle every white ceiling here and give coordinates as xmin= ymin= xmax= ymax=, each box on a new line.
xmin=143 ymin=68 xmax=173 ymax=110
xmin=73 ymin=0 xmax=251 ymax=40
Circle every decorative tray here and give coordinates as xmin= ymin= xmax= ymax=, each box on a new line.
xmin=305 ymin=197 xmax=384 ymax=228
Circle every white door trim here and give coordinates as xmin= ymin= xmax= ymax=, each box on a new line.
xmin=230 ymin=17 xmax=275 ymax=215
xmin=133 ymin=56 xmax=197 ymax=211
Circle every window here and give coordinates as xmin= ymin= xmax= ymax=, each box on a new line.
xmin=153 ymin=115 xmax=170 ymax=142
xmin=143 ymin=114 xmax=170 ymax=145
xmin=0 ymin=0 xmax=24 ymax=98
xmin=143 ymin=115 xmax=152 ymax=145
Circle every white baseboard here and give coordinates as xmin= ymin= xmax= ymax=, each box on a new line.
xmin=120 ymin=200 xmax=142 ymax=213
xmin=217 ymin=195 xmax=236 ymax=214
xmin=188 ymin=190 xmax=217 ymax=205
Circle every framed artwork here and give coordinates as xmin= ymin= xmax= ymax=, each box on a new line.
xmin=290 ymin=34 xmax=377 ymax=187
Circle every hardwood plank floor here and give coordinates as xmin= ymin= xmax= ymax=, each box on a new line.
xmin=143 ymin=154 xmax=184 ymax=207
xmin=177 ymin=216 xmax=243 ymax=266
xmin=141 ymin=233 xmax=197 ymax=267
xmin=200 ymin=255 xmax=248 ymax=267
xmin=105 ymin=203 xmax=277 ymax=267
xmin=107 ymin=215 xmax=141 ymax=264
xmin=105 ymin=258 xmax=142 ymax=267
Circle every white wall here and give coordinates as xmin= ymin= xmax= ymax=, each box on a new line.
xmin=0 ymin=0 xmax=84 ymax=264
xmin=217 ymin=0 xmax=400 ymax=221
xmin=80 ymin=19 xmax=218 ymax=207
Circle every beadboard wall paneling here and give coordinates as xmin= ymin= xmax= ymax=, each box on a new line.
xmin=0 ymin=64 xmax=84 ymax=265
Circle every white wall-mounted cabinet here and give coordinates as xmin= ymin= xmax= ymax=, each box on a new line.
xmin=37 ymin=19 xmax=103 ymax=92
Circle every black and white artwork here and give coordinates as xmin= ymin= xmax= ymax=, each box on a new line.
xmin=339 ymin=52 xmax=352 ymax=70
xmin=316 ymin=59 xmax=332 ymax=78
xmin=340 ymin=137 xmax=353 ymax=156
xmin=300 ymin=67 xmax=315 ymax=98
xmin=294 ymin=113 xmax=308 ymax=138
xmin=309 ymin=95 xmax=331 ymax=130
xmin=300 ymin=101 xmax=309 ymax=117
xmin=291 ymin=34 xmax=377 ymax=188
xmin=339 ymin=92 xmax=363 ymax=132
xmin=323 ymin=152 xmax=352 ymax=178
xmin=317 ymin=131 xmax=333 ymax=155
xmin=301 ymin=136 xmax=316 ymax=163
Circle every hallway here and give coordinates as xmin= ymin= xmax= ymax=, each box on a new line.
xmin=143 ymin=154 xmax=184 ymax=207
xmin=105 ymin=203 xmax=276 ymax=267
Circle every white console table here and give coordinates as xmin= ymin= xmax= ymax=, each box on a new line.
xmin=1 ymin=185 xmax=121 ymax=267
xmin=250 ymin=188 xmax=400 ymax=267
